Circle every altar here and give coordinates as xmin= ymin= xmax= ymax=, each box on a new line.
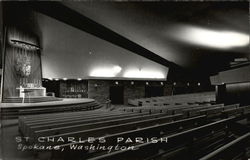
xmin=17 ymin=87 xmax=46 ymax=98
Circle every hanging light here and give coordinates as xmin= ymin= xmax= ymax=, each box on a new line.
xmin=10 ymin=39 xmax=41 ymax=50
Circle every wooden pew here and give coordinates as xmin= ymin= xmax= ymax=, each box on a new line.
xmin=50 ymin=115 xmax=207 ymax=160
xmin=17 ymin=101 xmax=102 ymax=117
xmin=19 ymin=109 xmax=122 ymax=123
xmin=24 ymin=102 xmax=222 ymax=138
xmin=123 ymin=103 xmax=208 ymax=114
xmin=128 ymin=92 xmax=215 ymax=107
xmin=23 ymin=112 xmax=148 ymax=137
xmin=20 ymin=111 xmax=146 ymax=136
xmin=20 ymin=111 xmax=122 ymax=127
xmin=18 ymin=103 xmax=101 ymax=115
xmin=22 ymin=104 xmax=245 ymax=139
xmin=199 ymin=132 xmax=250 ymax=160
xmin=242 ymin=105 xmax=250 ymax=114
xmin=87 ymin=117 xmax=238 ymax=160
xmin=33 ymin=113 xmax=183 ymax=144
xmin=19 ymin=109 xmax=121 ymax=129
xmin=21 ymin=104 xmax=249 ymax=160
xmin=123 ymin=104 xmax=222 ymax=118
xmin=221 ymin=107 xmax=244 ymax=118
xmin=185 ymin=104 xmax=240 ymax=118
xmin=30 ymin=112 xmax=180 ymax=138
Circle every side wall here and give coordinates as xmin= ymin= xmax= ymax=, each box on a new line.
xmin=43 ymin=79 xmax=173 ymax=105
xmin=0 ymin=2 xmax=3 ymax=69
xmin=211 ymin=65 xmax=250 ymax=105
xmin=0 ymin=2 xmax=3 ymax=102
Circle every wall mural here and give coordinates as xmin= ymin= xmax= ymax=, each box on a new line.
xmin=15 ymin=51 xmax=31 ymax=77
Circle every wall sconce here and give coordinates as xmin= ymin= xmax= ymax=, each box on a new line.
xmin=131 ymin=81 xmax=134 ymax=85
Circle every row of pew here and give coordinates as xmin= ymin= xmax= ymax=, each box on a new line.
xmin=128 ymin=92 xmax=215 ymax=106
xmin=18 ymin=102 xmax=250 ymax=160
xmin=121 ymin=103 xmax=245 ymax=118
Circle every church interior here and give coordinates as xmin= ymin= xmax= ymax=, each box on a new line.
xmin=0 ymin=1 xmax=249 ymax=160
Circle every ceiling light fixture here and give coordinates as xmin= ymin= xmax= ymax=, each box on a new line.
xmin=172 ymin=26 xmax=249 ymax=49
xmin=123 ymin=69 xmax=165 ymax=79
xmin=90 ymin=65 xmax=122 ymax=77
xmin=10 ymin=39 xmax=41 ymax=50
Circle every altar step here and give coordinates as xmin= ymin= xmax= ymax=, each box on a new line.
xmin=2 ymin=96 xmax=62 ymax=103
xmin=0 ymin=100 xmax=102 ymax=119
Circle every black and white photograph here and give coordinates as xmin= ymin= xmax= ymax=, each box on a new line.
xmin=0 ymin=1 xmax=249 ymax=160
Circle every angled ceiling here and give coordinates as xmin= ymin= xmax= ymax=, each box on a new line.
xmin=7 ymin=1 xmax=248 ymax=77
xmin=62 ymin=1 xmax=249 ymax=75
xmin=36 ymin=12 xmax=169 ymax=80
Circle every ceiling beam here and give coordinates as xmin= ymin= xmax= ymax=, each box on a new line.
xmin=27 ymin=1 xmax=180 ymax=70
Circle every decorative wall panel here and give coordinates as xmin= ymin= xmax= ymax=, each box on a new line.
xmin=2 ymin=28 xmax=42 ymax=99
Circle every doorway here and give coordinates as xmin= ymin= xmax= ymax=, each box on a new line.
xmin=145 ymin=86 xmax=164 ymax=98
xmin=110 ymin=86 xmax=124 ymax=104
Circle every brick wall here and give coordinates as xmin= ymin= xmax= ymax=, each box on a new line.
xmin=88 ymin=80 xmax=110 ymax=103
xmin=123 ymin=81 xmax=145 ymax=105
xmin=88 ymin=79 xmax=171 ymax=104
xmin=55 ymin=79 xmax=172 ymax=104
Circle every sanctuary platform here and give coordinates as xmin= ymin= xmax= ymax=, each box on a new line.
xmin=2 ymin=96 xmax=62 ymax=103
xmin=0 ymin=98 xmax=102 ymax=119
